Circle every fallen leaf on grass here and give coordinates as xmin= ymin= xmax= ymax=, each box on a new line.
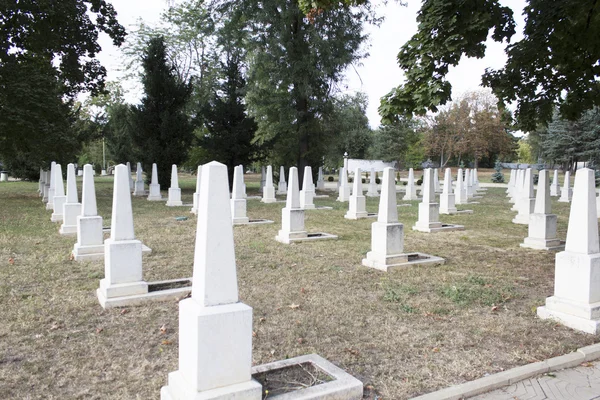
xmin=491 ymin=306 xmax=498 ymax=312
xmin=288 ymin=303 xmax=300 ymax=309
xmin=96 ymin=327 xmax=103 ymax=334
xmin=582 ymin=362 xmax=594 ymax=367
xmin=432 ymin=347 xmax=440 ymax=353
xmin=300 ymin=287 xmax=306 ymax=294
xmin=8 ymin=257 xmax=14 ymax=265
xmin=49 ymin=323 xmax=61 ymax=331
xmin=252 ymin=331 xmax=257 ymax=337
xmin=259 ymin=317 xmax=266 ymax=323
xmin=297 ymin=337 xmax=304 ymax=344
xmin=159 ymin=324 xmax=167 ymax=334
xmin=161 ymin=340 xmax=172 ymax=345
xmin=345 ymin=348 xmax=360 ymax=356
xmin=120 ymin=309 xmax=129 ymax=315
xmin=68 ymin=253 xmax=74 ymax=261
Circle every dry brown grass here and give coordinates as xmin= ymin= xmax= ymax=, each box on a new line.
xmin=0 ymin=173 xmax=595 ymax=400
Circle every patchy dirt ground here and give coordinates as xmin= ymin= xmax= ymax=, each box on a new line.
xmin=0 ymin=171 xmax=594 ymax=400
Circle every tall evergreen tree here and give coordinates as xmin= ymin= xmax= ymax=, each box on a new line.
xmin=131 ymin=36 xmax=193 ymax=187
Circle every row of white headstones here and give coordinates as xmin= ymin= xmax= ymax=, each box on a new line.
xmin=36 ymin=160 xmax=600 ymax=398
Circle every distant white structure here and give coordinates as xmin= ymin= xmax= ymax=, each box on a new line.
xmin=347 ymin=159 xmax=397 ymax=172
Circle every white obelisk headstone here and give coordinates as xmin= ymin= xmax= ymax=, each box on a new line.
xmin=148 ymin=163 xmax=162 ymax=201
xmin=46 ymin=161 xmax=56 ymax=209
xmin=440 ymin=168 xmax=457 ymax=214
xmin=97 ymin=164 xmax=148 ymax=308
xmin=316 ymin=166 xmax=325 ymax=191
xmin=161 ymin=161 xmax=262 ymax=399
xmin=403 ymin=168 xmax=418 ymax=200
xmin=277 ymin=166 xmax=287 ymax=194
xmin=166 ymin=165 xmax=183 ymax=206
xmin=521 ymin=170 xmax=562 ymax=250
xmin=455 ymin=168 xmax=468 ymax=205
xmin=231 ymin=165 xmax=250 ymax=225
xmin=513 ymin=168 xmax=535 ymax=224
xmin=72 ymin=164 xmax=105 ymax=261
xmin=537 ymin=168 xmax=600 ymax=333
xmin=275 ymin=167 xmax=307 ymax=243
xmin=550 ymin=169 xmax=561 ymax=197
xmin=337 ymin=167 xmax=351 ymax=202
xmin=127 ymin=162 xmax=134 ymax=192
xmin=191 ymin=166 xmax=202 ymax=214
xmin=345 ymin=167 xmax=368 ymax=219
xmin=300 ymin=166 xmax=315 ymax=209
xmin=51 ymin=164 xmax=66 ymax=222
xmin=59 ymin=163 xmax=81 ymax=235
xmin=261 ymin=165 xmax=276 ymax=203
xmin=133 ymin=162 xmax=145 ymax=196
xmin=558 ymin=170 xmax=573 ymax=202
xmin=366 ymin=168 xmax=379 ymax=197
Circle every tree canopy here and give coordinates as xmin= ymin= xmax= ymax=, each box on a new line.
xmin=375 ymin=0 xmax=600 ymax=131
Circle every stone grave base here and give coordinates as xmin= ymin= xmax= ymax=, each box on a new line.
xmin=308 ymin=206 xmax=333 ymax=210
xmin=314 ymin=194 xmax=329 ymax=198
xmin=275 ymin=232 xmax=338 ymax=244
xmin=72 ymin=244 xmax=105 ymax=261
xmin=412 ymin=223 xmax=465 ymax=233
xmin=251 ymin=354 xmax=363 ymax=400
xmin=97 ymin=277 xmax=191 ymax=309
xmin=50 ymin=213 xmax=63 ymax=223
xmin=59 ymin=225 xmax=78 ymax=236
xmin=148 ymin=196 xmax=165 ymax=201
xmin=161 ymin=373 xmax=261 ymax=400
xmin=398 ymin=204 xmax=412 ymax=207
xmin=362 ymin=252 xmax=445 ymax=272
xmin=246 ymin=195 xmax=262 ymax=200
xmin=538 ymin=301 xmax=600 ymax=335
xmin=234 ymin=218 xmax=274 ymax=226
xmin=344 ymin=212 xmax=377 ymax=220
xmin=520 ymin=238 xmax=565 ymax=251
xmin=166 ymin=201 xmax=185 ymax=207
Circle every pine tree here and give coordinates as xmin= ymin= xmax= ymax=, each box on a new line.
xmin=131 ymin=36 xmax=193 ymax=187
xmin=491 ymin=160 xmax=504 ymax=183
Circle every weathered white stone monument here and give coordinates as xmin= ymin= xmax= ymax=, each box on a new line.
xmin=558 ymin=170 xmax=573 ymax=202
xmin=511 ymin=169 xmax=523 ymax=210
xmin=413 ymin=169 xmax=464 ymax=232
xmin=51 ymin=164 xmax=66 ymax=223
xmin=276 ymin=167 xmax=336 ymax=243
xmin=46 ymin=161 xmax=56 ymax=210
xmin=259 ymin=165 xmax=266 ymax=193
xmin=513 ymin=168 xmax=535 ymax=224
xmin=537 ymin=168 xmax=600 ymax=334
xmin=133 ymin=162 xmax=145 ymax=196
xmin=455 ymin=168 xmax=469 ymax=205
xmin=366 ymin=168 xmax=379 ymax=197
xmin=507 ymin=169 xmax=516 ymax=198
xmin=38 ymin=168 xmax=44 ymax=196
xmin=231 ymin=165 xmax=250 ymax=225
xmin=337 ymin=167 xmax=351 ymax=202
xmin=42 ymin=170 xmax=50 ymax=203
xmin=300 ymin=166 xmax=315 ymax=209
xmin=126 ymin=161 xmax=134 ymax=192
xmin=434 ymin=168 xmax=441 ymax=193
xmin=521 ymin=170 xmax=564 ymax=250
xmin=72 ymin=164 xmax=105 ymax=261
xmin=465 ymin=169 xmax=474 ymax=198
xmin=550 ymin=169 xmax=561 ymax=197
xmin=439 ymin=168 xmax=457 ymax=215
xmin=59 ymin=163 xmax=81 ymax=235
xmin=148 ymin=163 xmax=163 ymax=201
xmin=277 ymin=165 xmax=287 ymax=195
xmin=316 ymin=166 xmax=325 ymax=191
xmin=403 ymin=168 xmax=419 ymax=201
xmin=161 ymin=161 xmax=262 ymax=400
xmin=261 ymin=165 xmax=277 ymax=203
xmin=345 ymin=167 xmax=371 ymax=219
xmin=363 ymin=168 xmax=444 ymax=271
xmin=97 ymin=164 xmax=187 ymax=309
xmin=190 ymin=166 xmax=202 ymax=214
xmin=166 ymin=165 xmax=183 ymax=207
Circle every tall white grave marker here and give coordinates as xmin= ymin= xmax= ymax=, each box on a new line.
xmin=231 ymin=165 xmax=250 ymax=225
xmin=366 ymin=168 xmax=379 ymax=197
xmin=166 ymin=165 xmax=183 ymax=206
xmin=59 ymin=163 xmax=81 ymax=235
xmin=161 ymin=161 xmax=262 ymax=400
xmin=300 ymin=166 xmax=315 ymax=209
xmin=126 ymin=161 xmax=134 ymax=192
xmin=316 ymin=166 xmax=325 ymax=190
xmin=403 ymin=168 xmax=419 ymax=200
xmin=413 ymin=169 xmax=463 ymax=232
xmin=521 ymin=170 xmax=563 ymax=250
xmin=261 ymin=165 xmax=277 ymax=203
xmin=133 ymin=162 xmax=145 ymax=196
xmin=550 ymin=169 xmax=561 ymax=197
xmin=439 ymin=168 xmax=457 ymax=214
xmin=345 ymin=167 xmax=368 ymax=219
xmin=337 ymin=167 xmax=351 ymax=202
xmin=51 ymin=164 xmax=66 ymax=222
xmin=537 ymin=168 xmax=600 ymax=333
xmin=513 ymin=168 xmax=535 ymax=224
xmin=191 ymin=166 xmax=202 ymax=214
xmin=72 ymin=164 xmax=104 ymax=261
xmin=558 ymin=170 xmax=573 ymax=202
xmin=148 ymin=163 xmax=163 ymax=201
xmin=277 ymin=166 xmax=287 ymax=195
xmin=46 ymin=161 xmax=56 ymax=209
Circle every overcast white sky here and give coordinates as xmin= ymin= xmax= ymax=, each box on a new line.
xmin=96 ymin=0 xmax=526 ymax=127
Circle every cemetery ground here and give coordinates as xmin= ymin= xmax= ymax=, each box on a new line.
xmin=0 ymin=170 xmax=595 ymax=399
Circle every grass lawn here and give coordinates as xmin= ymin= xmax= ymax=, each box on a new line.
xmin=0 ymin=172 xmax=595 ymax=399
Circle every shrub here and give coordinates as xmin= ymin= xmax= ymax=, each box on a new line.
xmin=362 ymin=178 xmax=366 ymax=184
xmin=416 ymin=178 xmax=423 ymax=186
xmin=490 ymin=160 xmax=505 ymax=183
xmin=348 ymin=177 xmax=353 ymax=183
xmin=327 ymin=176 xmax=334 ymax=182
xmin=533 ymin=174 xmax=539 ymax=184
xmin=375 ymin=178 xmax=381 ymax=184
xmin=402 ymin=181 xmax=407 ymax=186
